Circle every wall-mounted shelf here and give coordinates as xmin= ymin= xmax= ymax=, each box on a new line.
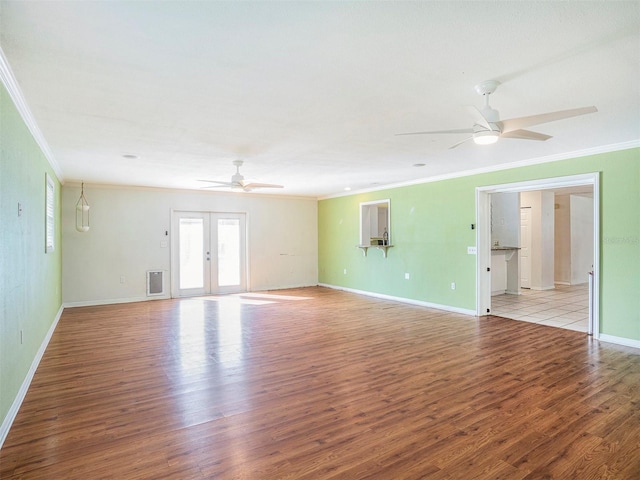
xmin=357 ymin=244 xmax=394 ymax=258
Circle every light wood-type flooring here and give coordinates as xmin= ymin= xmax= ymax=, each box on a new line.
xmin=1 ymin=287 xmax=639 ymax=479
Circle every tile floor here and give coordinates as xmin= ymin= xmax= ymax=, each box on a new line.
xmin=491 ymin=283 xmax=590 ymax=333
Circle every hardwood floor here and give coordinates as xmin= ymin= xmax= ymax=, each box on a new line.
xmin=1 ymin=287 xmax=639 ymax=479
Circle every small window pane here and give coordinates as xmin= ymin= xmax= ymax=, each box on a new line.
xmin=179 ymin=218 xmax=204 ymax=289
xmin=45 ymin=173 xmax=55 ymax=253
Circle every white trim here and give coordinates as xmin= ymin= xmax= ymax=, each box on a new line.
xmin=0 ymin=47 xmax=64 ymax=182
xmin=475 ymin=172 xmax=600 ymax=339
xmin=475 ymin=173 xmax=600 ymax=194
xmin=319 ymin=283 xmax=477 ymax=316
xmin=320 ymin=141 xmax=638 ymax=200
xmin=0 ymin=305 xmax=64 ymax=450
xmin=63 ymin=295 xmax=168 ymax=308
xmin=598 ymin=334 xmax=640 ymax=350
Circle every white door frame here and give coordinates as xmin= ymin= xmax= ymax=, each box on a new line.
xmin=170 ymin=210 xmax=249 ymax=298
xmin=476 ymin=173 xmax=600 ymax=338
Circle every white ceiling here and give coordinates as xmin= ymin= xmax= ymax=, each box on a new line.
xmin=1 ymin=1 xmax=639 ymax=198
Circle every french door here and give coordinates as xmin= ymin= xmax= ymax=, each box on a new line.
xmin=173 ymin=211 xmax=247 ymax=297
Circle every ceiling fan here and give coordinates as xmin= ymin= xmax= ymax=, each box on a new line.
xmin=397 ymin=80 xmax=597 ymax=149
xmin=199 ymin=160 xmax=283 ymax=192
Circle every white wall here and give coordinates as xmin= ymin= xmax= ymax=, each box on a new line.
xmin=62 ymin=184 xmax=318 ymax=305
xmin=521 ymin=190 xmax=555 ymax=290
xmin=554 ymin=194 xmax=571 ymax=284
xmin=570 ymin=194 xmax=594 ymax=284
xmin=554 ymin=193 xmax=593 ymax=285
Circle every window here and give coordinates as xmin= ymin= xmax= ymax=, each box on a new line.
xmin=45 ymin=173 xmax=55 ymax=253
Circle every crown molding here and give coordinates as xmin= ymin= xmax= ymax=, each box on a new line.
xmin=0 ymin=47 xmax=64 ymax=182
xmin=320 ymin=140 xmax=640 ymax=200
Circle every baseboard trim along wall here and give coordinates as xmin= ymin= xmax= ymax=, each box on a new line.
xmin=598 ymin=334 xmax=640 ymax=350
xmin=318 ymin=283 xmax=477 ymax=317
xmin=64 ymin=295 xmax=170 ymax=308
xmin=319 ymin=284 xmax=640 ymax=351
xmin=0 ymin=305 xmax=64 ymax=449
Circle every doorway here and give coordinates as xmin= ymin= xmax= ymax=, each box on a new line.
xmin=172 ymin=211 xmax=247 ymax=297
xmin=476 ymin=173 xmax=600 ymax=337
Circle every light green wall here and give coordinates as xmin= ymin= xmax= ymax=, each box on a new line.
xmin=0 ymin=83 xmax=62 ymax=429
xmin=319 ymin=148 xmax=640 ymax=341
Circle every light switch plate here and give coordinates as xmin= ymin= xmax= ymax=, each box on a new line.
xmin=467 ymin=246 xmax=477 ymax=255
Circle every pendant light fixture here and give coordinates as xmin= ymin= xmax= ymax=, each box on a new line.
xmin=75 ymin=182 xmax=90 ymax=232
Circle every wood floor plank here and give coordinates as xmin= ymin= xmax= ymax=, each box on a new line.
xmin=1 ymin=287 xmax=639 ymax=479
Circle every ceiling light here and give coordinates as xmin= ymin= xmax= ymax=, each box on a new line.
xmin=344 ymin=187 xmax=351 ymax=191
xmin=473 ymin=131 xmax=500 ymax=145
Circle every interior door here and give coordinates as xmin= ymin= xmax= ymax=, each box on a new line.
xmin=520 ymin=207 xmax=531 ymax=289
xmin=174 ymin=211 xmax=246 ymax=297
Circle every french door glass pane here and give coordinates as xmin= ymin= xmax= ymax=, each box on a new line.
xmin=218 ymin=219 xmax=240 ymax=287
xmin=179 ymin=218 xmax=204 ymax=289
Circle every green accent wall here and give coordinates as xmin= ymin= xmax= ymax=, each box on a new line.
xmin=319 ymin=148 xmax=640 ymax=341
xmin=1 ymin=83 xmax=62 ymax=429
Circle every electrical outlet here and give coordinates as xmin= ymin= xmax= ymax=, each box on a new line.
xmin=467 ymin=246 xmax=477 ymax=255
xmin=120 ymin=276 xmax=126 ymax=284
xmin=343 ymin=269 xmax=347 ymax=275
xmin=451 ymin=282 xmax=456 ymax=290
xmin=405 ymin=273 xmax=410 ymax=280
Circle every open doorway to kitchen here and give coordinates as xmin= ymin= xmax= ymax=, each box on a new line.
xmin=476 ymin=173 xmax=599 ymax=337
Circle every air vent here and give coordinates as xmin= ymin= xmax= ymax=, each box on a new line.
xmin=147 ymin=270 xmax=165 ymax=296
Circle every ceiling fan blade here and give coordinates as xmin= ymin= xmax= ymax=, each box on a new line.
xmin=242 ymin=182 xmax=284 ymax=189
xmin=500 ymin=129 xmax=552 ymax=141
xmin=467 ymin=106 xmax=492 ymax=130
xmin=497 ymin=106 xmax=597 ymax=133
xmin=449 ymin=137 xmax=474 ymax=149
xmin=198 ymin=180 xmax=233 ymax=186
xmin=396 ymin=128 xmax=474 ymax=136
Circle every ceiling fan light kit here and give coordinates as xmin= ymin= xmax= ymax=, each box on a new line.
xmin=397 ymin=80 xmax=597 ymax=149
xmin=473 ymin=130 xmax=500 ymax=145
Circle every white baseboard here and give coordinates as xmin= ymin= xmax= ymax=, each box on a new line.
xmin=318 ymin=283 xmax=477 ymax=316
xmin=598 ymin=334 xmax=640 ymax=350
xmin=63 ymin=295 xmax=170 ymax=308
xmin=0 ymin=305 xmax=64 ymax=449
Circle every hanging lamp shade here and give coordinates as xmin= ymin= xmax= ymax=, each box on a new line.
xmin=75 ymin=182 xmax=90 ymax=232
